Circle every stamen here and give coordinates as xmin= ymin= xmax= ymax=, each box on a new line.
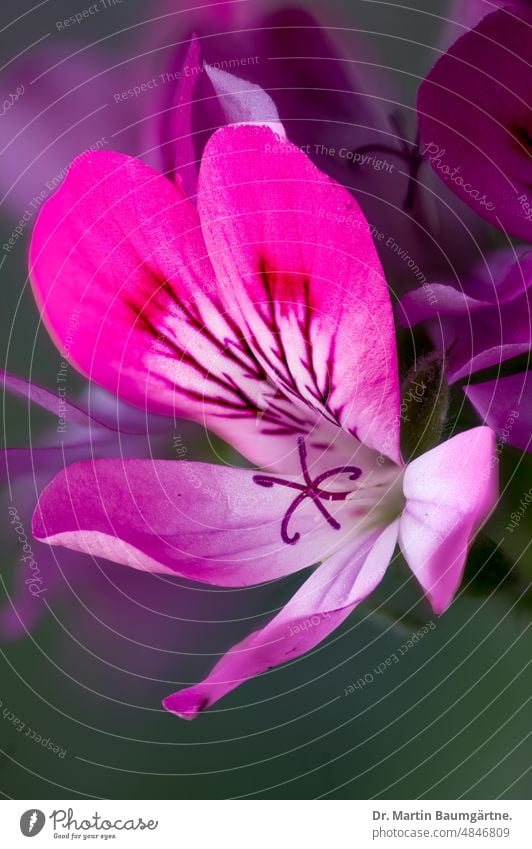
xmin=252 ymin=437 xmax=362 ymax=545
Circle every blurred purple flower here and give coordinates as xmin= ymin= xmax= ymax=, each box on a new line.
xmin=399 ymin=249 xmax=532 ymax=450
xmin=152 ymin=4 xmax=489 ymax=282
xmin=0 ymin=45 xmax=140 ymax=218
xmin=0 ymin=0 xmax=492 ymax=287
xmin=418 ymin=6 xmax=532 ymax=241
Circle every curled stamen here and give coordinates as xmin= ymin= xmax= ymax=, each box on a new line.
xmin=252 ymin=437 xmax=362 ymax=544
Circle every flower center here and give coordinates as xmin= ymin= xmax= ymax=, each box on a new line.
xmin=253 ymin=436 xmax=362 ymax=545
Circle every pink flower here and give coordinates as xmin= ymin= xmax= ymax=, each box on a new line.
xmin=418 ymin=7 xmax=532 ymax=241
xmin=29 ymin=123 xmax=497 ymax=718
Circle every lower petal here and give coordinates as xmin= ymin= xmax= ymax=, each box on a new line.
xmin=32 ymin=458 xmax=360 ymax=587
xmin=163 ymin=521 xmax=399 ymax=718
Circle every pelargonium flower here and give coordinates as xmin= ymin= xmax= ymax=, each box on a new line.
xmin=399 ymin=248 xmax=532 ymax=452
xmin=29 ymin=123 xmax=497 ymax=718
xmin=417 ymin=6 xmax=532 ymax=241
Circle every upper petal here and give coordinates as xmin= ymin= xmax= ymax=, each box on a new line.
xmin=399 ymin=427 xmax=498 ymax=614
xmin=29 ymin=149 xmax=337 ymax=472
xmin=418 ymin=8 xmax=532 ymax=241
xmin=197 ymin=124 xmax=401 ymax=462
xmin=163 ymin=520 xmax=399 ymax=718
xmin=30 ymin=150 xmax=215 ymax=415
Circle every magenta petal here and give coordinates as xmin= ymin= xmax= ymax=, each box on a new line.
xmin=29 ymin=150 xmax=218 ymax=417
xmin=31 ymin=458 xmax=360 ymax=587
xmin=399 ymin=427 xmax=498 ymax=614
xmin=163 ymin=521 xmax=399 ymax=718
xmin=465 ymin=374 xmax=531 ymax=452
xmin=418 ymin=8 xmax=532 ymax=240
xmin=198 ymin=124 xmax=401 ymax=462
xmin=29 ymin=150 xmax=334 ymax=472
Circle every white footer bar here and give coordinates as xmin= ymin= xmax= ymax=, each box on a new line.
xmin=1 ymin=799 xmax=528 ymax=847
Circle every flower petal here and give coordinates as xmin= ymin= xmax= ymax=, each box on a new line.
xmin=399 ymin=427 xmax=498 ymax=614
xmin=163 ymin=520 xmax=399 ymax=718
xmin=464 ymin=373 xmax=531 ymax=452
xmin=29 ymin=149 xmax=335 ymax=471
xmin=204 ymin=64 xmax=282 ymax=130
xmin=198 ymin=124 xmax=401 ymax=462
xmin=29 ymin=150 xmax=228 ymax=415
xmin=418 ymin=8 xmax=532 ymax=241
xmin=32 ymin=458 xmax=370 ymax=587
